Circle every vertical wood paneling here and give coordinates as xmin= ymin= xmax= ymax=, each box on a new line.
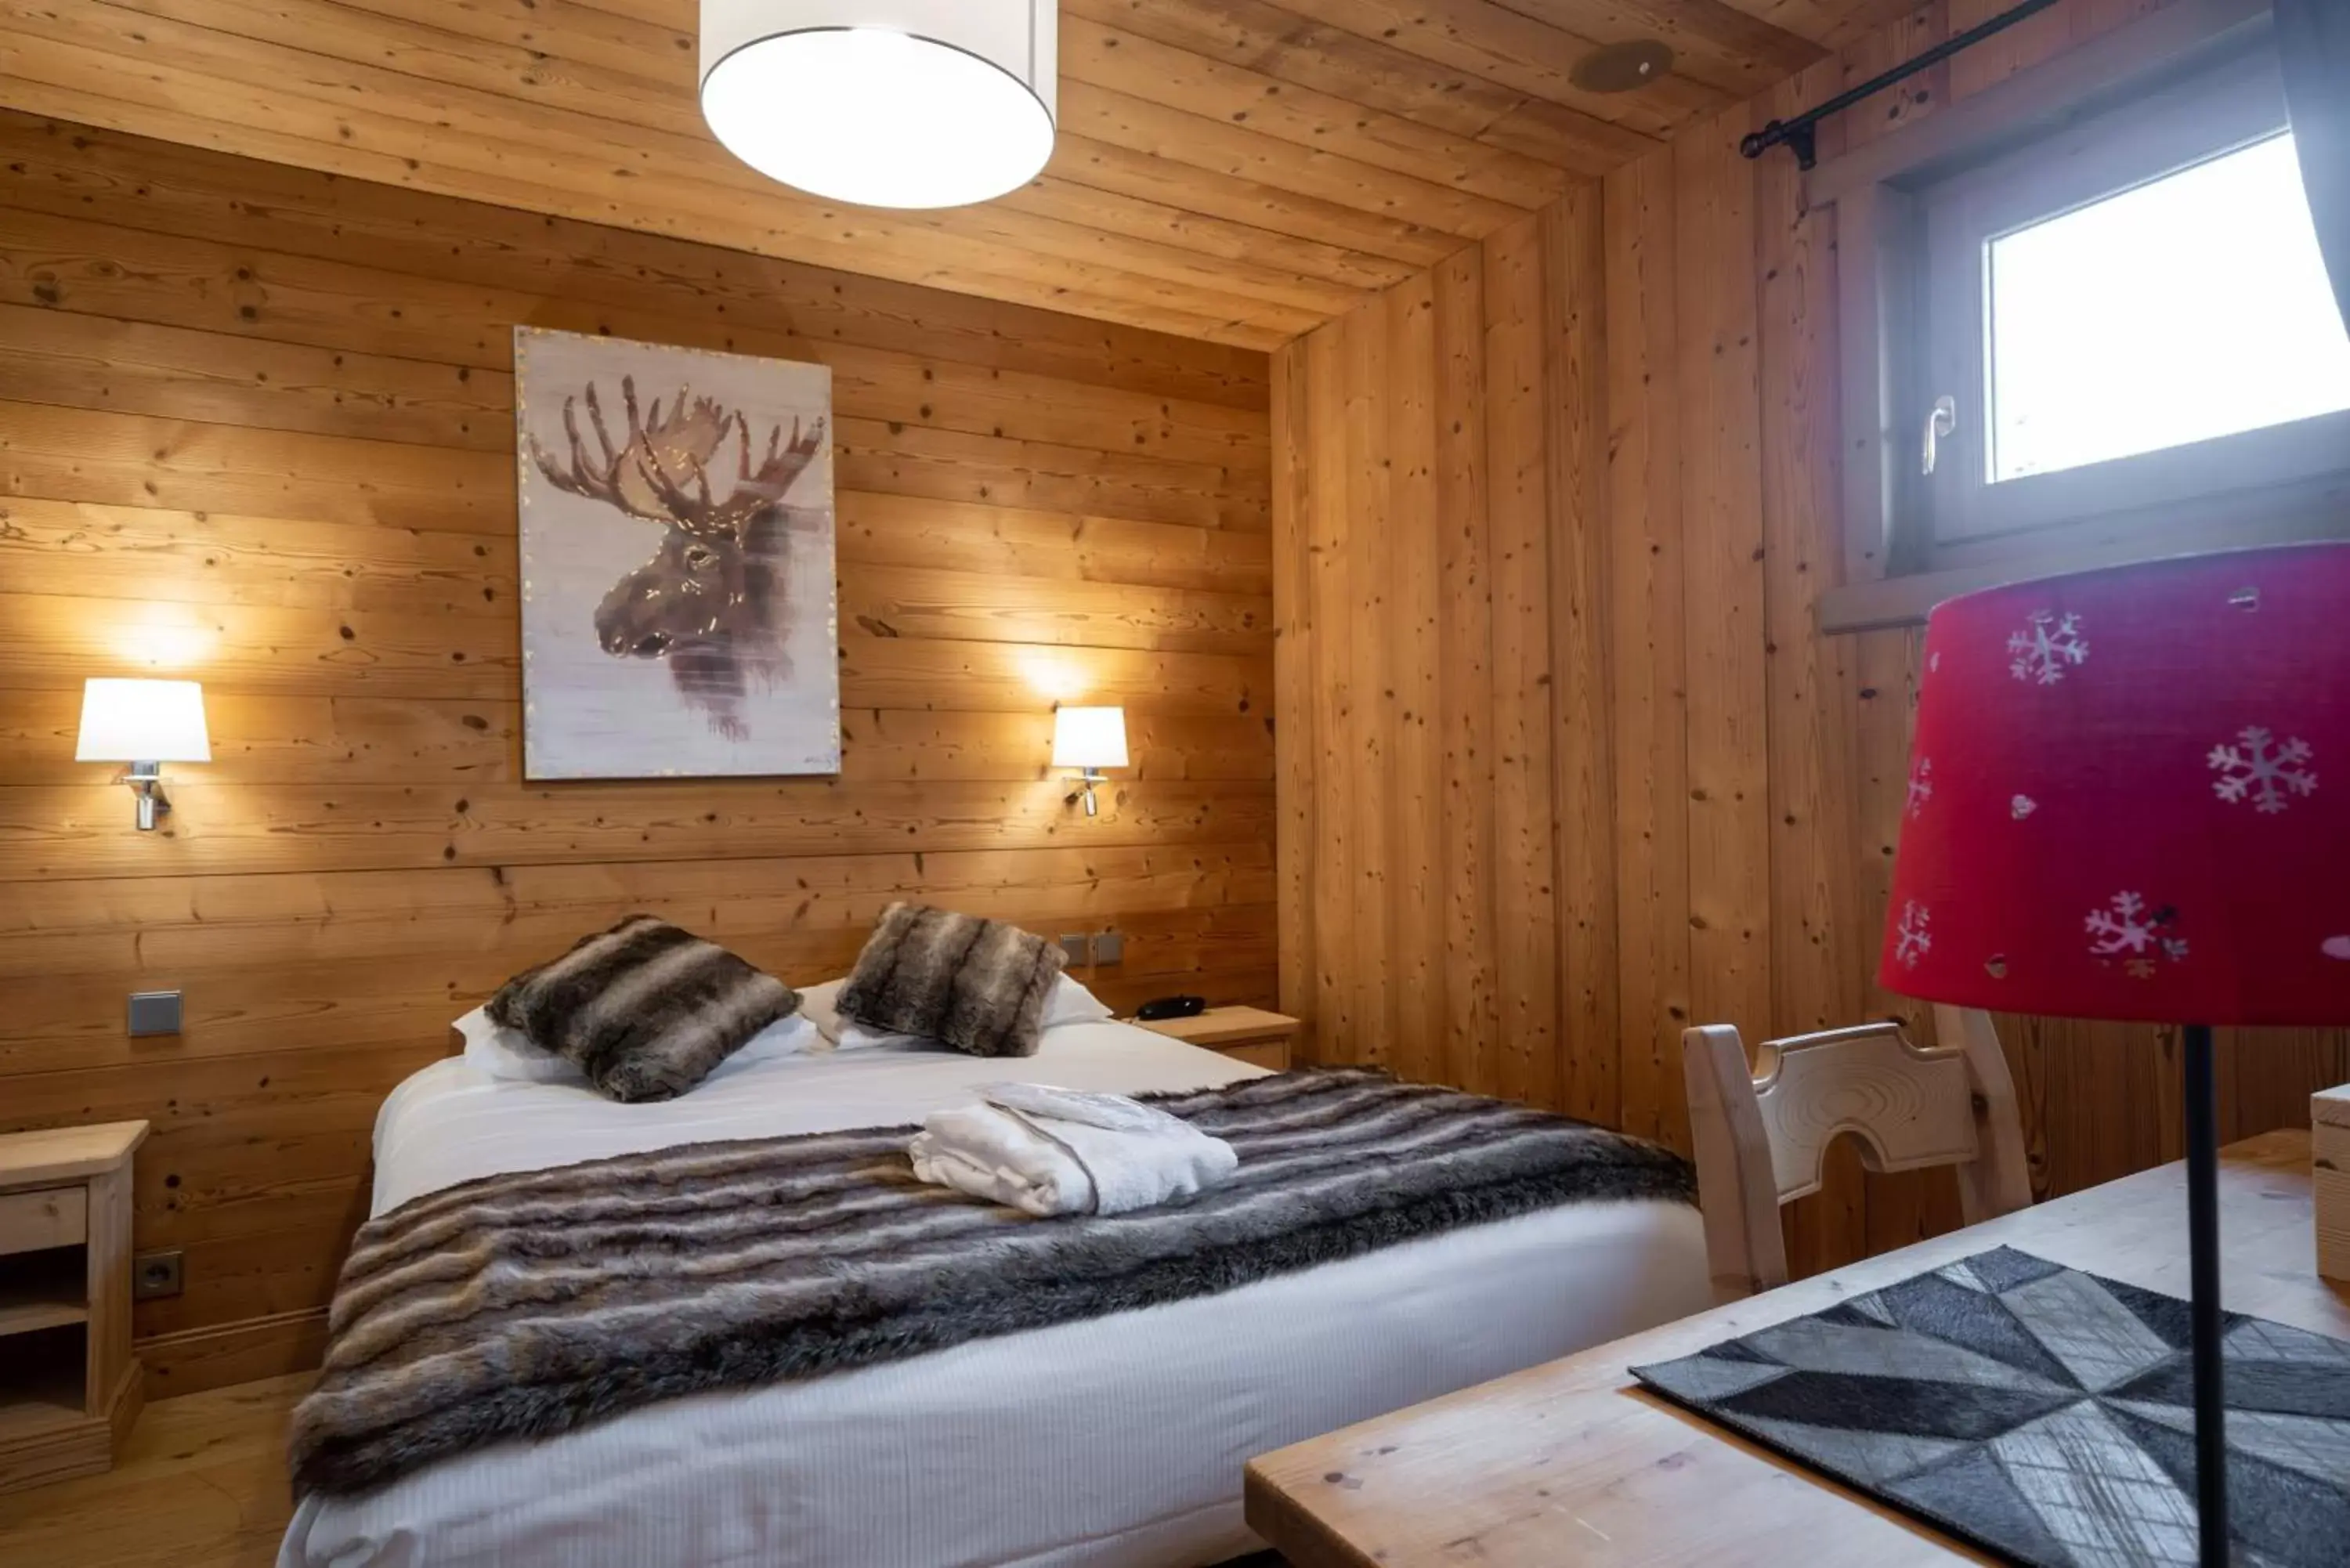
xmin=1386 ymin=275 xmax=1446 ymax=1089
xmin=1272 ymin=0 xmax=2347 ymax=1286
xmin=1603 ymin=150 xmax=1694 ymax=1151
xmin=1614 ymin=0 xmax=2336 ymax=1272
xmin=1672 ymin=111 xmax=1774 ymax=1068
xmin=1272 ymin=340 xmax=1318 ymax=1051
xmin=1540 ymin=190 xmax=1618 ymax=1129
xmin=1754 ymin=61 xmax=1863 ymax=1045
xmin=1304 ymin=320 xmax=1356 ymax=1054
xmin=1275 ymin=197 xmax=1593 ymax=1116
xmin=1482 ymin=215 xmax=1564 ymax=1110
xmin=1433 ymin=251 xmax=1501 ymax=1094
xmin=1752 ymin=60 xmax=1870 ymax=1276
xmin=1343 ymin=307 xmax=1396 ymax=1075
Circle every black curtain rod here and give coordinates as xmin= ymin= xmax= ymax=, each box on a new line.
xmin=1741 ymin=0 xmax=2067 ymax=169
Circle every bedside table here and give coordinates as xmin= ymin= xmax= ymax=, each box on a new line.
xmin=0 ymin=1121 xmax=148 ymax=1494
xmin=1132 ymin=1006 xmax=1299 ymax=1071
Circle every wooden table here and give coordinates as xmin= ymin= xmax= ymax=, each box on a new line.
xmin=1246 ymin=1131 xmax=2349 ymax=1566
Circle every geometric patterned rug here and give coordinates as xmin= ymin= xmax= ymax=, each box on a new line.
xmin=1631 ymin=1248 xmax=2350 ymax=1567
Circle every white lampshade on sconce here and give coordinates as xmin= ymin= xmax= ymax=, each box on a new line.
xmin=700 ymin=0 xmax=1057 ymax=209
xmin=77 ymin=678 xmax=209 ymax=831
xmin=1051 ymin=705 xmax=1126 ymax=817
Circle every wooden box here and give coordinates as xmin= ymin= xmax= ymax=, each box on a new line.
xmin=2319 ymin=1085 xmax=2349 ymax=1285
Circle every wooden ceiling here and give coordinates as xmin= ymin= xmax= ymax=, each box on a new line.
xmin=0 ymin=0 xmax=1919 ymax=346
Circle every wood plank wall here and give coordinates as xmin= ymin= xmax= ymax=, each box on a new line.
xmin=0 ymin=110 xmax=1274 ymax=1394
xmin=1277 ymin=0 xmax=2350 ymax=1277
xmin=1272 ymin=196 xmax=1611 ymax=1118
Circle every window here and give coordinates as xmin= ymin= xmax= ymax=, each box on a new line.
xmin=1983 ymin=134 xmax=2350 ymax=485
xmin=1918 ymin=49 xmax=2350 ymax=554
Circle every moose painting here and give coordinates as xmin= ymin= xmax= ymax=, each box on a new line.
xmin=514 ymin=328 xmax=840 ymax=779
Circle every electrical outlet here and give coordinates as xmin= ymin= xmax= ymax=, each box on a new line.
xmin=133 ymin=1249 xmax=185 ymax=1301
xmin=1058 ymin=934 xmax=1090 ymax=966
xmin=1092 ymin=930 xmax=1125 ymax=966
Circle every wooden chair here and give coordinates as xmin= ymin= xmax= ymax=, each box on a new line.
xmin=1681 ymin=1006 xmax=2034 ymax=1300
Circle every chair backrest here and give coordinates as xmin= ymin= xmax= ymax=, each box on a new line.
xmin=1680 ymin=1006 xmax=2033 ymax=1299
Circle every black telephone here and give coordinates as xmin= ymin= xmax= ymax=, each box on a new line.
xmin=1133 ymin=994 xmax=1208 ymax=1022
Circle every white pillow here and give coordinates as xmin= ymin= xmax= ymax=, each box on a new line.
xmin=797 ymin=973 xmax=1115 ymax=1048
xmin=795 ymin=977 xmax=848 ymax=1042
xmin=705 ymin=1013 xmax=821 ymax=1075
xmin=1044 ymin=974 xmax=1116 ymax=1028
xmin=793 ymin=979 xmax=927 ymax=1050
xmin=791 ymin=981 xmax=928 ymax=1053
xmin=454 ymin=1005 xmax=580 ymax=1083
xmin=833 ymin=1018 xmax=933 ymax=1053
xmin=455 ymin=1005 xmax=819 ymax=1082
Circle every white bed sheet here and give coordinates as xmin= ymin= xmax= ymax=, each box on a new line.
xmin=284 ymin=1021 xmax=1708 ymax=1568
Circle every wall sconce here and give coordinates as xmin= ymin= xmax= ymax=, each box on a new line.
xmin=77 ymin=678 xmax=211 ymax=831
xmin=1052 ymin=706 xmax=1126 ymax=818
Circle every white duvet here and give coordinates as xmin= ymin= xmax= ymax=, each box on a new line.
xmin=281 ymin=1021 xmax=1709 ymax=1568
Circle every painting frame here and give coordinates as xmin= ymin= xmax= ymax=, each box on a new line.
xmin=513 ymin=326 xmax=841 ymax=780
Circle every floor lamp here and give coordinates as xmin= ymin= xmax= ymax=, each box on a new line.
xmin=1876 ymin=544 xmax=2349 ymax=1568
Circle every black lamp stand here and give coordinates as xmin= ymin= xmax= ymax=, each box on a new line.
xmin=2182 ymin=1021 xmax=2227 ymax=1567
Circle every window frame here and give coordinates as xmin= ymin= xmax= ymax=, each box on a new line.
xmin=1806 ymin=0 xmax=2350 ymax=633
xmin=1919 ymin=50 xmax=2350 ymax=548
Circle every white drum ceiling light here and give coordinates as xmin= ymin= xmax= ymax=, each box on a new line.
xmin=700 ymin=0 xmax=1058 ymax=210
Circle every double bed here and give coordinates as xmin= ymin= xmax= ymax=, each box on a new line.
xmin=280 ymin=1018 xmax=1710 ymax=1568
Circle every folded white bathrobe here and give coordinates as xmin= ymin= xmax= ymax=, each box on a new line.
xmin=907 ymin=1082 xmax=1238 ymax=1217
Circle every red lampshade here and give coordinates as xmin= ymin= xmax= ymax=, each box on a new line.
xmin=1879 ymin=544 xmax=2350 ymax=1026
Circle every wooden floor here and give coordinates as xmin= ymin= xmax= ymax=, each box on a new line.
xmin=0 ymin=1375 xmax=306 ymax=1568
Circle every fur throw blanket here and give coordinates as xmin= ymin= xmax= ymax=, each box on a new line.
xmin=289 ymin=1068 xmax=1694 ymax=1498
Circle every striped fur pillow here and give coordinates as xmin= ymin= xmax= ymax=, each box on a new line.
xmin=487 ymin=915 xmax=799 ymax=1102
xmin=837 ymin=903 xmax=1066 ymax=1058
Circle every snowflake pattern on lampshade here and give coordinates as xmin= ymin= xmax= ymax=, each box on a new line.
xmin=2006 ymin=609 xmax=2089 ymax=686
xmin=2207 ymin=727 xmax=2316 ymax=814
xmin=1907 ymin=757 xmax=1934 ymax=818
xmin=1881 ymin=545 xmax=2350 ymax=1028
xmin=2083 ymin=892 xmax=2189 ymax=981
xmin=1894 ymin=901 xmax=1932 ymax=969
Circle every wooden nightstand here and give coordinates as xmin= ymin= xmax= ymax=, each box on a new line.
xmin=0 ymin=1122 xmax=148 ymax=1494
xmin=1132 ymin=1006 xmax=1299 ymax=1071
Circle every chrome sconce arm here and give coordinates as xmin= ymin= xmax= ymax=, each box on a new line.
xmin=125 ymin=761 xmax=171 ymax=831
xmin=1066 ymin=768 xmax=1108 ymax=817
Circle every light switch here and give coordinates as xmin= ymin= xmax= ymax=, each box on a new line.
xmin=1058 ymin=934 xmax=1090 ymax=966
xmin=128 ymin=990 xmax=183 ymax=1037
xmin=1093 ymin=930 xmax=1125 ymax=966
